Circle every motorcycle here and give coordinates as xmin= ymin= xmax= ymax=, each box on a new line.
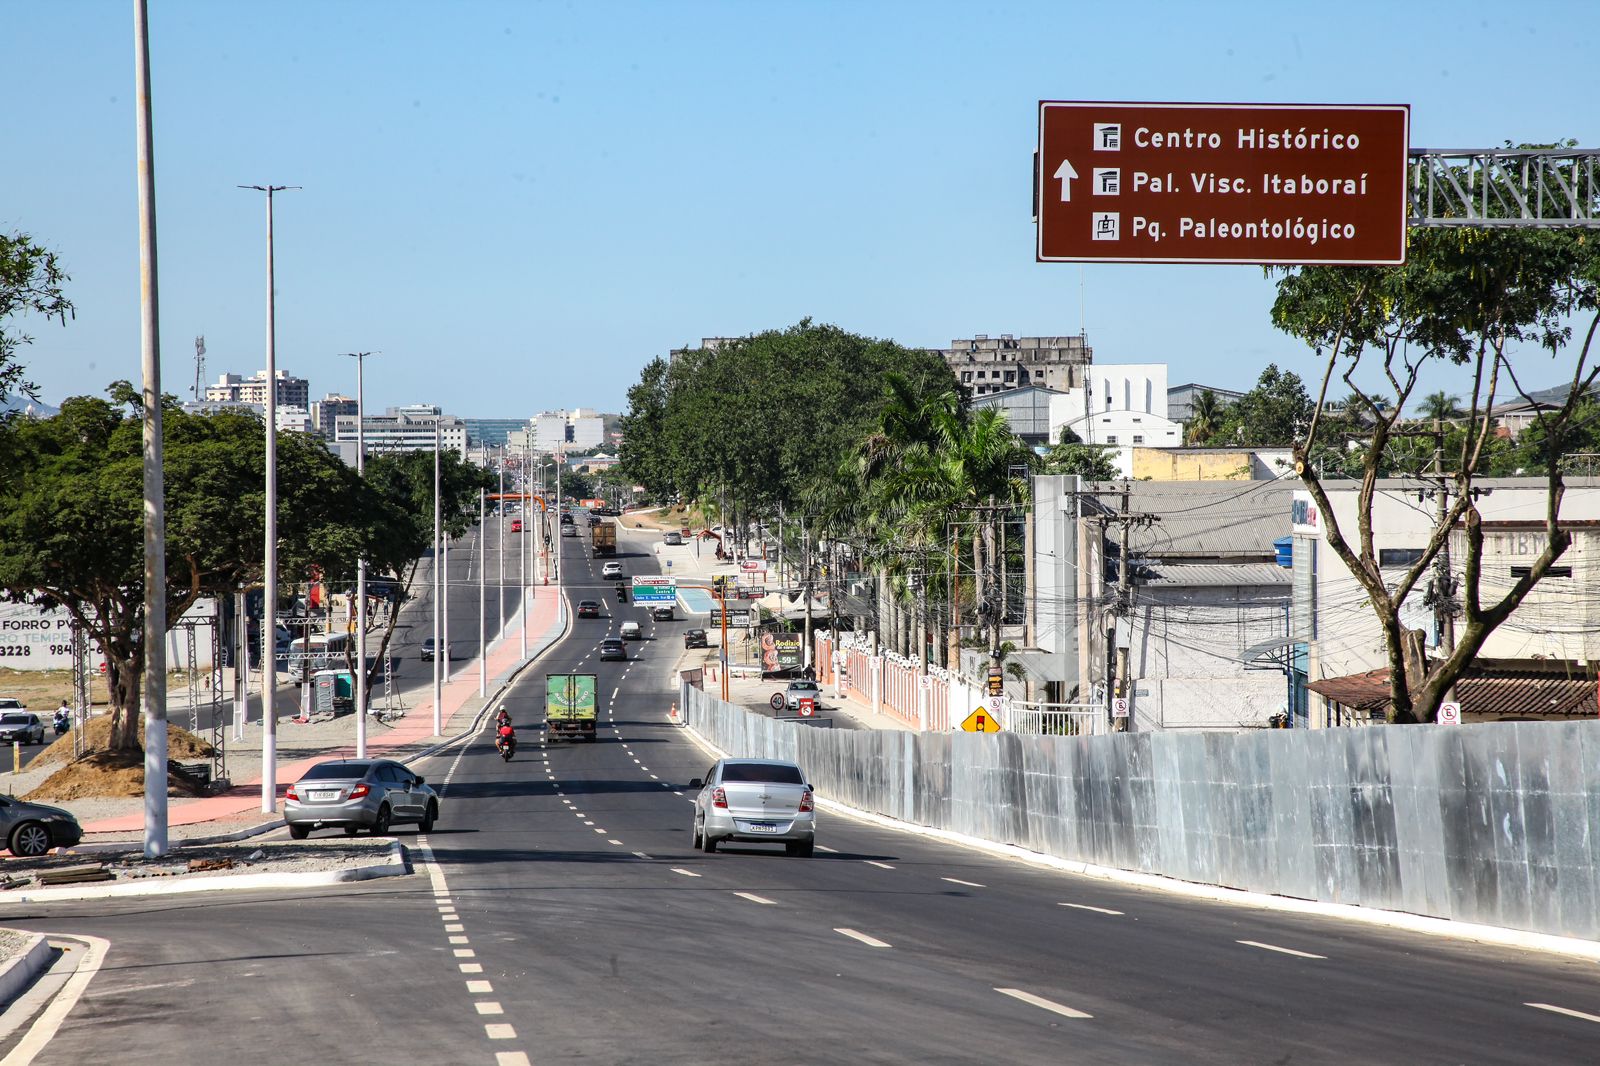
xmin=496 ymin=734 xmax=516 ymax=761
xmin=53 ymin=714 xmax=70 ymax=736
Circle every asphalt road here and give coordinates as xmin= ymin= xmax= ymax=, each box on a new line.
xmin=5 ymin=532 xmax=1600 ymax=1063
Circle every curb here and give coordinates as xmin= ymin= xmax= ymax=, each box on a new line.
xmin=0 ymin=840 xmax=411 ymax=904
xmin=0 ymin=933 xmax=52 ymax=1007
xmin=676 ymin=717 xmax=1600 ymax=963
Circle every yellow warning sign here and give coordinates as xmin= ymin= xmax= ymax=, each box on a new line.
xmin=960 ymin=706 xmax=1002 ymax=733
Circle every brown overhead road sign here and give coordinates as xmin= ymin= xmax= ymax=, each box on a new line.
xmin=1036 ymin=101 xmax=1409 ymax=265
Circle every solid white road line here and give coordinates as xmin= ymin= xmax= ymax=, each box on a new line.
xmin=475 ymin=1001 xmax=505 ymax=1015
xmin=1 ymin=934 xmax=111 ymax=1065
xmin=1527 ymin=1002 xmax=1600 ymax=1025
xmin=835 ymin=928 xmax=892 ymax=948
xmin=735 ymin=892 xmax=778 ymax=905
xmin=1060 ymin=903 xmax=1124 ymax=916
xmin=864 ymin=860 xmax=895 ymax=870
xmin=1237 ymin=940 xmax=1327 ymax=960
xmin=942 ymin=877 xmax=986 ymax=888
xmin=994 ymin=987 xmax=1093 ymax=1019
xmin=671 ymin=867 xmax=702 ymax=878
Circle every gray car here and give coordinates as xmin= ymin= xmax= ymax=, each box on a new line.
xmin=0 ymin=793 xmax=82 ymax=856
xmin=689 ymin=758 xmax=816 ymax=857
xmin=782 ymin=680 xmax=822 ymax=712
xmin=0 ymin=712 xmax=45 ymax=745
xmin=285 ymin=758 xmax=439 ymax=839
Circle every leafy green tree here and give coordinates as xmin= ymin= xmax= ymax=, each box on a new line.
xmin=1184 ymin=388 xmax=1225 ymax=444
xmin=1206 ymin=364 xmax=1315 ymax=446
xmin=0 ymin=231 xmax=72 ymax=412
xmin=1419 ymin=390 xmax=1463 ymax=420
xmin=0 ymin=392 xmax=380 ymax=748
xmin=1271 ymin=221 xmax=1600 ymax=724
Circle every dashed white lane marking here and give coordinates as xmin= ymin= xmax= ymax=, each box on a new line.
xmin=671 ymin=867 xmax=702 ymax=878
xmin=633 ymin=851 xmax=652 ymax=860
xmin=445 ymin=923 xmax=465 ymax=932
xmin=835 ymin=928 xmax=892 ymax=948
xmin=460 ymin=963 xmax=483 ymax=974
xmin=672 ymin=790 xmax=684 ymax=797
xmin=612 ymin=687 xmax=619 ymax=700
xmin=1237 ymin=940 xmax=1326 ymax=960
xmin=593 ymin=827 xmax=608 ymax=834
xmin=467 ymin=980 xmax=494 ymax=994
xmin=1527 ymin=1003 xmax=1600 ymax=1025
xmin=496 ymin=1053 xmax=532 ymax=1066
xmin=454 ymin=948 xmax=476 ymax=958
xmin=734 ymin=892 xmax=778 ymax=905
xmin=994 ymin=987 xmax=1093 ymax=1019
xmin=608 ymin=839 xmax=624 ymax=845
xmin=864 ymin=860 xmax=895 ymax=870
xmin=583 ymin=820 xmax=594 ymax=825
xmin=475 ymin=1001 xmax=505 ymax=1015
xmin=485 ymin=1023 xmax=517 ymax=1039
xmin=815 ymin=845 xmax=838 ymax=853
xmin=449 ymin=936 xmax=470 ymax=945
xmin=1060 ymin=903 xmax=1124 ymax=916
xmin=942 ymin=877 xmax=986 ymax=888
xmin=648 ymin=772 xmax=657 ymax=778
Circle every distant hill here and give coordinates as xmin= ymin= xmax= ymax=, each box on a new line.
xmin=0 ymin=394 xmax=59 ymax=418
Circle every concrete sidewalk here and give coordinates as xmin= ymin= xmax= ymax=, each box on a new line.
xmin=79 ymin=584 xmax=564 ymax=835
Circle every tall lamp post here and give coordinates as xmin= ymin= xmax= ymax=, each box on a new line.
xmin=432 ymin=422 xmax=443 ymax=736
xmin=238 ymin=180 xmax=299 ymax=813
xmin=341 ymin=352 xmax=376 ymax=757
xmin=134 ymin=0 xmax=169 ymax=856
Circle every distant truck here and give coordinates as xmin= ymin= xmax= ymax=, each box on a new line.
xmin=591 ymin=521 xmax=617 ymax=556
xmin=545 ymin=673 xmax=598 ymax=742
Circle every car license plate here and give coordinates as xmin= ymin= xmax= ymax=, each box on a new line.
xmin=745 ymin=823 xmax=778 ymax=833
xmin=311 ymin=790 xmax=338 ymax=801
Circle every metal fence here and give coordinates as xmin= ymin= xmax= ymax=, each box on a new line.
xmin=1008 ymin=700 xmax=1104 ymax=736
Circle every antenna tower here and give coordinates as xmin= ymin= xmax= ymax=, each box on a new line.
xmin=193 ymin=335 xmax=207 ymax=398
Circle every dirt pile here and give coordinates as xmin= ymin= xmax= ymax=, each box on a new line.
xmin=23 ymin=718 xmax=215 ymax=802
xmin=30 ymin=715 xmax=213 ymax=770
xmin=25 ymin=750 xmax=208 ymax=801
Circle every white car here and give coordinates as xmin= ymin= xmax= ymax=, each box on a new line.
xmin=619 ymin=621 xmax=642 ymax=641
xmin=601 ymin=562 xmax=624 ymax=580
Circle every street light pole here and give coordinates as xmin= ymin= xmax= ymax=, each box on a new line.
xmin=521 ymin=441 xmax=530 ymax=657
xmin=135 ymin=0 xmax=169 ymax=857
xmin=341 ymin=351 xmax=376 ymax=758
xmin=498 ymin=447 xmax=506 ymax=633
xmin=432 ymin=421 xmax=443 ymax=736
xmin=478 ymin=486 xmax=486 ymax=697
xmin=237 ymin=181 xmax=298 ymax=814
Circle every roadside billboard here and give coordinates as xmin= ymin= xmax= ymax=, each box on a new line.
xmin=760 ymin=631 xmax=803 ymax=675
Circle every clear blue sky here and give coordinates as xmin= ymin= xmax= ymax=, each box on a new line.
xmin=6 ymin=1 xmax=1596 ymax=417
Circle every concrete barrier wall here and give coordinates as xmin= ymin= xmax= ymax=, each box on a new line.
xmin=683 ymin=684 xmax=1600 ymax=941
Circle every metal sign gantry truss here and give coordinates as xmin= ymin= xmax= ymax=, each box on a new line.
xmin=1410 ymin=148 xmax=1600 ymax=227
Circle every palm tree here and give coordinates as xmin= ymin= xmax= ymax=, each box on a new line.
xmin=1419 ymin=391 xmax=1463 ymax=421
xmin=1186 ymin=389 xmax=1223 ymax=444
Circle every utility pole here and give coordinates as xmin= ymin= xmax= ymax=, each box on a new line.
xmin=432 ymin=421 xmax=442 ymax=736
xmin=341 ymin=351 xmax=375 ymax=758
xmin=237 ymin=181 xmax=298 ymax=814
xmin=1099 ymin=497 xmax=1159 ymax=733
xmin=802 ymin=520 xmax=813 ymax=672
xmin=478 ymin=486 xmax=486 ymax=697
xmin=135 ymin=0 xmax=169 ymax=856
xmin=1429 ymin=420 xmax=1458 ymax=702
xmin=718 ymin=577 xmax=730 ymax=702
xmin=497 ymin=446 xmax=506 ymax=631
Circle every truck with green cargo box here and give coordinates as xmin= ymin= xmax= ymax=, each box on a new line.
xmin=591 ymin=521 xmax=617 ymax=556
xmin=545 ymin=673 xmax=598 ymax=741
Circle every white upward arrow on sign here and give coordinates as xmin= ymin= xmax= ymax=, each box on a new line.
xmin=1054 ymin=158 xmax=1078 ymax=201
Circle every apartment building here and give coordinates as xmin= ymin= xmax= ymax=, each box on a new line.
xmin=204 ymin=369 xmax=310 ymax=410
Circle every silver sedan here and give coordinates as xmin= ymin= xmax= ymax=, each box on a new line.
xmin=690 ymin=758 xmax=816 ymax=856
xmin=285 ymin=758 xmax=439 ymax=838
